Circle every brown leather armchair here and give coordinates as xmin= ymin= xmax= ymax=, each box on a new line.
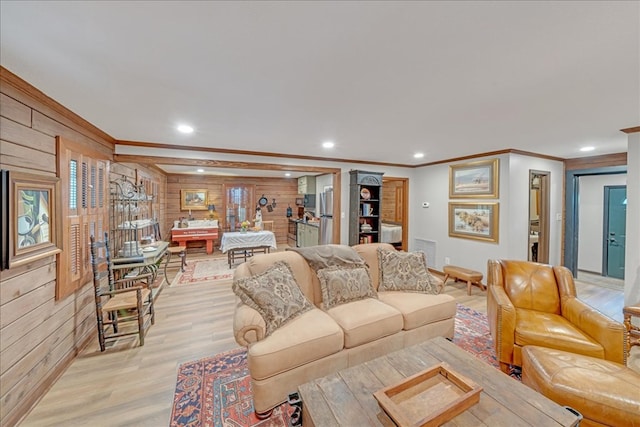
xmin=487 ymin=259 xmax=626 ymax=374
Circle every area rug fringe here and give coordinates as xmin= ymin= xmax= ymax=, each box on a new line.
xmin=170 ymin=304 xmax=503 ymax=427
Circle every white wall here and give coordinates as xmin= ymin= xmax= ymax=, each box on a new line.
xmin=577 ymin=174 xmax=627 ymax=273
xmin=625 ymin=133 xmax=640 ymax=306
xmin=410 ymin=153 xmax=564 ymax=276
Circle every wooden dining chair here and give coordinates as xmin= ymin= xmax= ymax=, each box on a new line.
xmin=262 ymin=220 xmax=274 ymax=231
xmin=90 ymin=233 xmax=155 ymax=351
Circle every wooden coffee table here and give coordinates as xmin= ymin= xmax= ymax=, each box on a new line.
xmin=298 ymin=336 xmax=580 ymax=426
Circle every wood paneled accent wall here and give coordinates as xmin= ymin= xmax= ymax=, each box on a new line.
xmin=0 ymin=68 xmax=115 ymax=426
xmin=0 ymin=68 xmax=166 ymax=426
xmin=381 ymin=180 xmax=404 ymax=223
xmin=564 ymin=153 xmax=627 ymax=170
xmin=166 ymin=174 xmax=299 ymax=247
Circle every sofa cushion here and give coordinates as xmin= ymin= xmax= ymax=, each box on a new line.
xmin=515 ymin=308 xmax=605 ymax=359
xmin=327 ymin=298 xmax=403 ymax=348
xmin=378 ymin=292 xmax=456 ymax=330
xmin=317 ymin=265 xmax=377 ymax=309
xmin=377 ymin=248 xmax=439 ymax=294
xmin=232 ymin=261 xmax=313 ymax=336
xmin=248 ymin=308 xmax=344 ymax=380
xmin=243 ymin=251 xmax=317 ymax=303
xmin=352 ymin=242 xmax=396 ymax=290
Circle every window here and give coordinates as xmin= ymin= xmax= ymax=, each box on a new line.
xmin=223 ymin=184 xmax=255 ymax=231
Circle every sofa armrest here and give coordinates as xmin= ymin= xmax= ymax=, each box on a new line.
xmin=233 ymin=299 xmax=266 ymax=346
xmin=562 ymin=297 xmax=626 ymax=364
xmin=487 ymin=283 xmax=517 ymax=364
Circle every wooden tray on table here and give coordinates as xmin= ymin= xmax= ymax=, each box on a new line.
xmin=373 ymin=362 xmax=483 ymax=427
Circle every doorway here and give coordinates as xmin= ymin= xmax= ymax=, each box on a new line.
xmin=564 ymin=165 xmax=627 ymax=277
xmin=381 ymin=177 xmax=409 ymax=251
xmin=603 ymin=185 xmax=626 ymax=279
xmin=528 ymin=170 xmax=550 ymax=263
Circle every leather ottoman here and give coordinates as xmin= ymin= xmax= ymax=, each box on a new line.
xmin=522 ymin=345 xmax=640 ymax=427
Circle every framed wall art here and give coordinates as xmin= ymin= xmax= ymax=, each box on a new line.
xmin=7 ymin=171 xmax=61 ymax=268
xmin=449 ymin=158 xmax=499 ymax=198
xmin=449 ymin=202 xmax=499 ymax=243
xmin=180 ymin=189 xmax=208 ymax=210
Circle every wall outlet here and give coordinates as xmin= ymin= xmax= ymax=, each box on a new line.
xmin=444 ymin=257 xmax=451 ymax=265
xmin=341 ymin=212 xmax=345 ymax=219
xmin=422 ymin=202 xmax=430 ymax=208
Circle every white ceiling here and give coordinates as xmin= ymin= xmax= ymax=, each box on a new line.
xmin=1 ymin=1 xmax=638 ymax=169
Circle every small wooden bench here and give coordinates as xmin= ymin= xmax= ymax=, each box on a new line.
xmin=227 ymin=245 xmax=271 ymax=268
xmin=443 ymin=265 xmax=485 ymax=295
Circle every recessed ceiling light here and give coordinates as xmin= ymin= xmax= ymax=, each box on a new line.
xmin=196 ymin=168 xmax=204 ymax=173
xmin=413 ymin=153 xmax=425 ymax=159
xmin=177 ymin=124 xmax=194 ymax=134
xmin=322 ymin=141 xmax=335 ymax=148
xmin=285 ymin=172 xmax=292 ymax=177
xmin=580 ymin=146 xmax=595 ymax=152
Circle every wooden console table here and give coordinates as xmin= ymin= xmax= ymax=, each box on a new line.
xmin=171 ymin=226 xmax=219 ymax=255
xmin=220 ymin=230 xmax=277 ymax=268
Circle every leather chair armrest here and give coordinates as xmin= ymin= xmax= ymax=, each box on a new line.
xmin=563 ymin=297 xmax=626 ymax=364
xmin=487 ymin=283 xmax=517 ymax=364
xmin=233 ymin=299 xmax=266 ymax=347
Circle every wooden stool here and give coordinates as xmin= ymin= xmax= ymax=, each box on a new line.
xmin=167 ymin=246 xmax=187 ymax=272
xmin=443 ymin=265 xmax=485 ymax=295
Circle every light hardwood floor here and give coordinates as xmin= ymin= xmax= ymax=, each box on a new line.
xmin=18 ymin=249 xmax=627 ymax=426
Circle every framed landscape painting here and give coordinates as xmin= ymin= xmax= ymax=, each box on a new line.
xmin=449 ymin=202 xmax=499 ymax=243
xmin=181 ymin=189 xmax=208 ymax=210
xmin=449 ymin=158 xmax=499 ymax=198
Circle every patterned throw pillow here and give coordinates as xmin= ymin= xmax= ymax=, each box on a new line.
xmin=232 ymin=261 xmax=313 ymax=336
xmin=317 ymin=265 xmax=377 ymax=309
xmin=377 ymin=248 xmax=439 ymax=294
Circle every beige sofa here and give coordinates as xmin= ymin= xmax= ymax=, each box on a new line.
xmin=232 ymin=243 xmax=456 ymax=416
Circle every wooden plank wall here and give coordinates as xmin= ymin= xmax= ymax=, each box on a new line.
xmin=0 ymin=69 xmax=166 ymax=426
xmin=564 ymin=153 xmax=627 ymax=170
xmin=381 ymin=180 xmax=403 ymax=223
xmin=166 ymin=174 xmax=299 ymax=248
xmin=0 ymin=70 xmax=116 ymax=426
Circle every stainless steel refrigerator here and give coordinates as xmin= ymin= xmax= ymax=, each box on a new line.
xmin=319 ymin=189 xmax=333 ymax=245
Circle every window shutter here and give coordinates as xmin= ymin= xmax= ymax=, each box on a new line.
xmin=56 ymin=137 xmax=109 ymax=300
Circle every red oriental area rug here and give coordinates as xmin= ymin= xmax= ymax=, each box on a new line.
xmin=170 ymin=304 xmax=505 ymax=427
